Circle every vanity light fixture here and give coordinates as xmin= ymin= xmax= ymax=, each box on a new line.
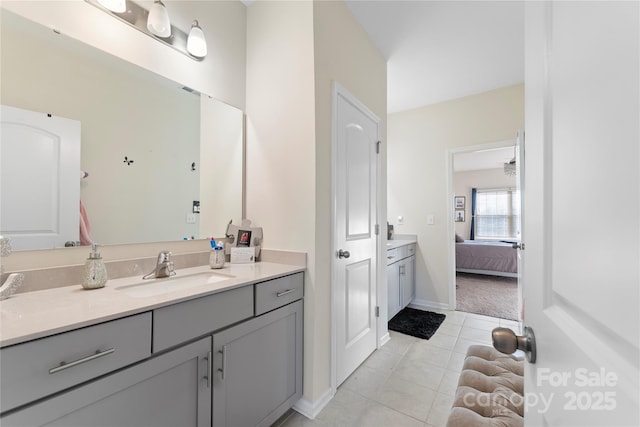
xmin=147 ymin=0 xmax=171 ymax=38
xmin=187 ymin=20 xmax=207 ymax=58
xmin=86 ymin=0 xmax=207 ymax=60
xmin=97 ymin=0 xmax=126 ymax=13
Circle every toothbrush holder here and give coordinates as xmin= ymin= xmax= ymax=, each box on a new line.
xmin=209 ymin=249 xmax=225 ymax=269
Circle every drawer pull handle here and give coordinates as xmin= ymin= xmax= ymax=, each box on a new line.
xmin=49 ymin=348 xmax=115 ymax=374
xmin=276 ymin=289 xmax=295 ymax=297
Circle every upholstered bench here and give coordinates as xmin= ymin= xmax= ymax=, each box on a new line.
xmin=446 ymin=345 xmax=524 ymax=427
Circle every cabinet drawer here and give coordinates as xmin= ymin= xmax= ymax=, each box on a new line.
xmin=387 ymin=244 xmax=415 ymax=265
xmin=255 ymin=272 xmax=303 ymax=316
xmin=0 ymin=313 xmax=151 ymax=414
xmin=386 ymin=248 xmax=399 ymax=265
xmin=153 ymin=285 xmax=253 ymax=352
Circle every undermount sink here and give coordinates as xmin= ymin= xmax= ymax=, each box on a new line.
xmin=116 ymin=271 xmax=235 ymax=298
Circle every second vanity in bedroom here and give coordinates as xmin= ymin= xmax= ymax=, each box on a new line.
xmin=386 ymin=238 xmax=417 ymax=319
xmin=0 ymin=260 xmax=304 ymax=427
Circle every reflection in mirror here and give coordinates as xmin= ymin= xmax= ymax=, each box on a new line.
xmin=0 ymin=10 xmax=243 ymax=250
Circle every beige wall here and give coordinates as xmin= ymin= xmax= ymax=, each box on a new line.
xmin=246 ymin=0 xmax=386 ymax=406
xmin=388 ymin=84 xmax=524 ymax=309
xmin=453 ymin=168 xmax=517 ymax=239
xmin=312 ymin=0 xmax=387 ymax=399
xmin=245 ymin=0 xmax=318 ymax=402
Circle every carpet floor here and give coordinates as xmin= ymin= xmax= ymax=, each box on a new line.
xmin=388 ymin=307 xmax=446 ymax=340
xmin=455 ymin=272 xmax=519 ymax=321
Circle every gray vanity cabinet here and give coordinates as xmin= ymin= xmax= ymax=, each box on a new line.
xmin=1 ymin=337 xmax=212 ymax=427
xmin=387 ymin=243 xmax=416 ymax=319
xmin=387 ymin=261 xmax=401 ymax=318
xmin=401 ymin=254 xmax=416 ymax=308
xmin=213 ymin=299 xmax=303 ymax=427
xmin=1 ymin=270 xmax=304 ymax=427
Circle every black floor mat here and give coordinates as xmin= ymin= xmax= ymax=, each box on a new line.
xmin=388 ymin=308 xmax=446 ymax=340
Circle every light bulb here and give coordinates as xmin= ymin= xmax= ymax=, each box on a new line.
xmin=187 ymin=20 xmax=207 ymax=58
xmin=147 ymin=0 xmax=171 ymax=38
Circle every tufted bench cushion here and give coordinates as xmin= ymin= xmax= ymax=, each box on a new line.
xmin=446 ymin=345 xmax=524 ymax=427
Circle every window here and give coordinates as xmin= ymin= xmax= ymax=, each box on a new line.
xmin=475 ymin=188 xmax=520 ymax=239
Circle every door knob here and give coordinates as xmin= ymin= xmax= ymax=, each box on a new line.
xmin=337 ymin=249 xmax=350 ymax=259
xmin=492 ymin=326 xmax=537 ymax=363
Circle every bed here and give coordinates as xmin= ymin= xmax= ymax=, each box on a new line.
xmin=455 ymin=240 xmax=518 ymax=277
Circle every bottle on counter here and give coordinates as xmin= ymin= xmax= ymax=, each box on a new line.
xmin=81 ymin=244 xmax=108 ymax=289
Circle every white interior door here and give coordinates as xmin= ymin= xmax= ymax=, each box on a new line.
xmin=1 ymin=105 xmax=81 ymax=250
xmin=523 ymin=2 xmax=639 ymax=425
xmin=333 ymin=83 xmax=379 ymax=387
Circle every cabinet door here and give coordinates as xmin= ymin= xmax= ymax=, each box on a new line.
xmin=2 ymin=337 xmax=212 ymax=427
xmin=400 ymin=256 xmax=416 ymax=308
xmin=387 ymin=262 xmax=401 ymax=319
xmin=213 ymin=300 xmax=303 ymax=427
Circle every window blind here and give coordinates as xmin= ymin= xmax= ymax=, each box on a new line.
xmin=475 ymin=188 xmax=520 ymax=239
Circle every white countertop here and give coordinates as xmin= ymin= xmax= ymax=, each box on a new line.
xmin=386 ymin=239 xmax=417 ymax=250
xmin=0 ymin=262 xmax=304 ymax=348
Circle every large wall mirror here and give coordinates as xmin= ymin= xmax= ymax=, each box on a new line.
xmin=0 ymin=10 xmax=244 ymax=251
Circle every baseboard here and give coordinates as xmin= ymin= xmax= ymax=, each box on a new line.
xmin=292 ymin=387 xmax=334 ymax=420
xmin=379 ymin=332 xmax=391 ymax=347
xmin=409 ymin=299 xmax=452 ymax=313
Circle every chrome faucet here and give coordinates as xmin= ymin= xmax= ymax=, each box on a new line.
xmin=143 ymin=250 xmax=175 ymax=279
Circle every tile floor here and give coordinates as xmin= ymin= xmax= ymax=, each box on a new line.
xmin=277 ymin=310 xmax=521 ymax=427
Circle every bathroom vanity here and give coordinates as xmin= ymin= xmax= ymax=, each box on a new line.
xmin=386 ymin=240 xmax=416 ymax=319
xmin=0 ymin=262 xmax=304 ymax=427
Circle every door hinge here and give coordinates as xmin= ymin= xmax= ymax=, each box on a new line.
xmin=376 ymin=140 xmax=381 ymax=154
xmin=375 ymin=306 xmax=380 ymax=317
xmin=374 ymin=224 xmax=379 ymax=235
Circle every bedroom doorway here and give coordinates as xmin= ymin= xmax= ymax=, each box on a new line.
xmin=448 ymin=135 xmax=523 ymax=321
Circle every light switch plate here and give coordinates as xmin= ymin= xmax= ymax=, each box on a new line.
xmin=427 ymin=214 xmax=434 ymax=225
xmin=186 ymin=213 xmax=197 ymax=224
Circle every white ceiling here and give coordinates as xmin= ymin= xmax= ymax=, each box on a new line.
xmin=344 ymin=0 xmax=525 ymax=113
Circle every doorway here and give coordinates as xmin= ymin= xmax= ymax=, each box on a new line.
xmin=448 ymin=138 xmax=522 ymax=321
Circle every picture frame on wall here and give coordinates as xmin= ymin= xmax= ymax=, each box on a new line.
xmin=455 ymin=210 xmax=465 ymax=222
xmin=454 ymin=196 xmax=465 ymax=210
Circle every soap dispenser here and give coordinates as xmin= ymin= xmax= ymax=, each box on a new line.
xmin=82 ymin=244 xmax=108 ymax=289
